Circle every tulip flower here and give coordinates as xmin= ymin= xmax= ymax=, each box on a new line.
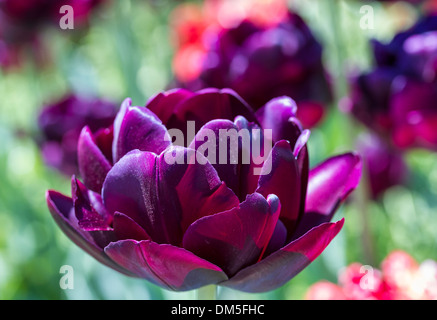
xmin=38 ymin=94 xmax=118 ymax=176
xmin=345 ymin=14 xmax=437 ymax=151
xmin=170 ymin=3 xmax=332 ymax=128
xmin=46 ymin=88 xmax=361 ymax=292
xmin=0 ymin=0 xmax=107 ymax=69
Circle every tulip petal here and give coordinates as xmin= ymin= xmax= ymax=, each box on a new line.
xmin=93 ymin=125 xmax=114 ymax=164
xmin=78 ymin=126 xmax=112 ymax=192
xmin=112 ymin=98 xmax=131 ymax=161
xmin=71 ymin=177 xmax=116 ymax=248
xmin=158 ymin=146 xmax=240 ymax=233
xmin=183 ymin=193 xmax=280 ymax=277
xmin=102 ymin=147 xmax=239 ymax=245
xmin=113 ymin=212 xmax=151 ymax=241
xmin=256 ymin=96 xmax=303 ymax=144
xmin=112 ymin=103 xmax=171 ymax=163
xmin=294 ymin=153 xmax=361 ymax=238
xmin=233 ymin=116 xmax=266 ymax=199
xmin=306 ymin=153 xmax=361 ymax=212
xmin=72 ymin=177 xmax=112 ymax=231
xmin=295 ymin=130 xmax=310 ymax=220
xmin=102 ymin=150 xmax=168 ymax=242
xmin=104 ymin=239 xmax=228 ymax=291
xmin=221 ymin=219 xmax=344 ymax=292
xmin=263 ymin=219 xmax=287 ymax=258
xmin=146 ymin=88 xmax=196 ymax=125
xmin=256 ymin=140 xmax=301 ymax=235
xmin=188 ymin=119 xmax=241 ymax=194
xmin=167 ymin=88 xmax=257 ymax=134
xmin=46 ymin=190 xmax=135 ymax=277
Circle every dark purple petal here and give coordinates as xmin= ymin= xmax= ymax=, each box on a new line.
xmin=294 ymin=153 xmax=361 ymax=238
xmin=112 ymin=98 xmax=131 ymax=160
xmin=256 ymin=140 xmax=301 ymax=235
xmin=183 ymin=193 xmax=280 ymax=277
xmin=104 ymin=239 xmax=228 ymax=291
xmin=157 ymin=146 xmax=240 ymax=233
xmin=256 ymin=96 xmax=303 ymax=145
xmin=146 ymin=88 xmax=196 ymax=125
xmin=221 ymin=219 xmax=344 ymax=293
xmin=71 ymin=177 xmax=116 ymax=248
xmin=293 ymin=129 xmax=310 ymax=157
xmin=188 ymin=119 xmax=241 ymax=194
xmin=263 ymin=219 xmax=287 ymax=258
xmin=112 ymin=212 xmax=150 ymax=241
xmin=93 ymin=125 xmax=114 ymax=164
xmin=295 ymin=130 xmax=310 ymax=220
xmin=102 ymin=150 xmax=167 ymax=242
xmin=78 ymin=126 xmax=112 ymax=193
xmin=165 ymin=88 xmax=257 ymax=134
xmin=72 ymin=177 xmax=112 ymax=231
xmin=102 ymin=147 xmax=239 ymax=245
xmin=234 ymin=116 xmax=269 ymax=200
xmin=46 ymin=190 xmax=135 ymax=277
xmin=305 ymin=153 xmax=362 ymax=215
xmin=112 ymin=99 xmax=171 ymax=163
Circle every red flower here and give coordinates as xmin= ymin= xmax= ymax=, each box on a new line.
xmin=306 ymin=250 xmax=437 ymax=300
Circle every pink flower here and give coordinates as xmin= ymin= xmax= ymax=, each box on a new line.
xmin=306 ymin=250 xmax=437 ymax=300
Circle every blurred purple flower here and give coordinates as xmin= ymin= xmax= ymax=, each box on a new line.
xmin=0 ymin=0 xmax=105 ymax=24
xmin=171 ymin=11 xmax=332 ymax=129
xmin=345 ymin=14 xmax=437 ymax=151
xmin=38 ymin=94 xmax=118 ymax=176
xmin=46 ymin=88 xmax=361 ymax=292
xmin=357 ymin=133 xmax=408 ymax=198
xmin=0 ymin=0 xmax=107 ymax=69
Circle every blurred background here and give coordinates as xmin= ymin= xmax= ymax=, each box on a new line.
xmin=1 ymin=0 xmax=437 ymax=300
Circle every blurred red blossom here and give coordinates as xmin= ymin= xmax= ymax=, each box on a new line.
xmin=306 ymin=250 xmax=437 ymax=300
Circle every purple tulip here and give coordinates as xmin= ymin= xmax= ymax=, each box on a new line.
xmin=171 ymin=11 xmax=332 ymax=129
xmin=0 ymin=0 xmax=107 ymax=69
xmin=46 ymin=88 xmax=361 ymax=292
xmin=38 ymin=94 xmax=118 ymax=176
xmin=346 ymin=14 xmax=437 ymax=151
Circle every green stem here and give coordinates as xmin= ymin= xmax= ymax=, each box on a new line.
xmin=196 ymin=285 xmax=217 ymax=300
xmin=355 ymin=163 xmax=376 ymax=266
